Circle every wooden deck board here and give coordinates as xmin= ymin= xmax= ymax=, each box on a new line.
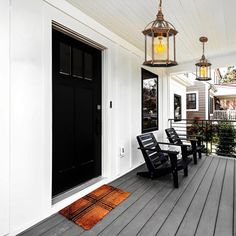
xmin=175 ymin=157 xmax=221 ymax=236
xmin=214 ymin=158 xmax=234 ymax=236
xmin=195 ymin=157 xmax=227 ymax=236
xmin=19 ymin=156 xmax=236 ymax=236
xmin=137 ymin=156 xmax=211 ymax=236
xmin=118 ymin=184 xmax=173 ymax=236
xmin=98 ymin=181 xmax=169 ymax=236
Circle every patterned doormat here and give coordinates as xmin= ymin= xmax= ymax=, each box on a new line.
xmin=59 ymin=184 xmax=130 ymax=230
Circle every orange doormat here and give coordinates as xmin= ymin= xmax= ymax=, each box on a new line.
xmin=59 ymin=184 xmax=130 ymax=230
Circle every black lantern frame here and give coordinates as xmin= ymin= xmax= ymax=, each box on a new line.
xmin=142 ymin=0 xmax=178 ymax=67
xmin=195 ymin=37 xmax=212 ymax=81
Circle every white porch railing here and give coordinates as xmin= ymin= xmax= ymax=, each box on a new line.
xmin=213 ymin=110 xmax=236 ymax=120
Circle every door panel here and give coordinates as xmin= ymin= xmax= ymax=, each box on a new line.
xmin=53 ymin=85 xmax=74 ymax=171
xmin=52 ymin=29 xmax=102 ymax=197
xmin=72 ymin=47 xmax=83 ymax=78
xmin=84 ymin=52 xmax=93 ymax=80
xmin=59 ymin=42 xmax=71 ymax=75
xmin=75 ymin=87 xmax=94 ymax=166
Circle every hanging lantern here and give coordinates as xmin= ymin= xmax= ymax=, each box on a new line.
xmin=142 ymin=0 xmax=178 ymax=67
xmin=195 ymin=37 xmax=212 ymax=81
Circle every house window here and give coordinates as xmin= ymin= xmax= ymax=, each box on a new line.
xmin=186 ymin=92 xmax=198 ymax=110
xmin=142 ymin=69 xmax=158 ymax=133
xmin=174 ymin=94 xmax=182 ymax=121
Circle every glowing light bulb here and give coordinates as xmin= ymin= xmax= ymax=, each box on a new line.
xmin=200 ymin=66 xmax=207 ymax=77
xmin=154 ymin=37 xmax=166 ymax=54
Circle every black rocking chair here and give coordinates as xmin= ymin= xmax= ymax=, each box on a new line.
xmin=137 ymin=133 xmax=191 ymax=188
xmin=165 ymin=128 xmax=204 ymax=164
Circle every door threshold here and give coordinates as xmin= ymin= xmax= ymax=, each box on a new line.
xmin=52 ymin=176 xmax=105 ymax=205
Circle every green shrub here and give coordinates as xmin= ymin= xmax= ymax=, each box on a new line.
xmin=216 ymin=121 xmax=236 ymax=157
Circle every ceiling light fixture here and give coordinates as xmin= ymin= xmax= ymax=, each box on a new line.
xmin=195 ymin=37 xmax=212 ymax=81
xmin=142 ymin=0 xmax=178 ymax=67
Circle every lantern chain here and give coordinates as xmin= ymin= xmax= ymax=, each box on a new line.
xmin=159 ymin=0 xmax=162 ymax=10
xmin=202 ymin=41 xmax=205 ymax=56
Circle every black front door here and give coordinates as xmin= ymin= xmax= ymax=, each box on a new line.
xmin=52 ymin=29 xmax=102 ymax=197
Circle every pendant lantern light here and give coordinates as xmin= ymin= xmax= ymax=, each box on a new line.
xmin=195 ymin=37 xmax=212 ymax=81
xmin=142 ymin=0 xmax=178 ymax=67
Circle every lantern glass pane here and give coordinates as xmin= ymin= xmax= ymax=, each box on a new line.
xmin=168 ymin=35 xmax=175 ymax=62
xmin=153 ymin=35 xmax=168 ymax=61
xmin=146 ymin=35 xmax=154 ymax=60
xmin=200 ymin=66 xmax=208 ymax=77
xmin=209 ymin=66 xmax=212 ymax=78
xmin=196 ymin=65 xmax=211 ymax=80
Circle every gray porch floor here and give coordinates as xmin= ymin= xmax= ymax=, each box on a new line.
xmin=19 ymin=155 xmax=236 ymax=236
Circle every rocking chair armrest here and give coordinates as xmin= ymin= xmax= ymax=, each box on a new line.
xmin=174 ymin=136 xmax=198 ymax=142
xmin=168 ymin=136 xmax=182 ymax=141
xmin=138 ymin=147 xmax=179 ymax=155
xmin=160 ymin=149 xmax=179 ymax=155
xmin=156 ymin=141 xmax=190 ymax=148
xmin=138 ymin=147 xmax=156 ymax=151
xmin=187 ymin=134 xmax=203 ymax=139
xmin=187 ymin=135 xmax=203 ymax=143
xmin=189 ymin=139 xmax=198 ymax=143
xmin=178 ymin=137 xmax=196 ymax=141
xmin=177 ymin=137 xmax=187 ymax=140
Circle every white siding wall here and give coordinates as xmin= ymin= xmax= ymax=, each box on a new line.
xmin=7 ymin=0 xmax=168 ymax=235
xmin=10 ymin=1 xmax=45 ymax=234
xmin=0 ymin=1 xmax=10 ymax=235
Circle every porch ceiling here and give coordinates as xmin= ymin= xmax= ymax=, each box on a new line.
xmin=66 ymin=0 xmax=236 ymax=64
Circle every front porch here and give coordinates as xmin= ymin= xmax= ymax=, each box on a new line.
xmin=20 ymin=155 xmax=235 ymax=236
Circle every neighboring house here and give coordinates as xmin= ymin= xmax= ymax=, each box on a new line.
xmin=211 ymin=67 xmax=236 ymax=120
xmin=186 ymin=78 xmax=236 ymax=121
xmin=213 ymin=84 xmax=236 ymax=120
xmin=186 ymin=80 xmax=208 ymax=120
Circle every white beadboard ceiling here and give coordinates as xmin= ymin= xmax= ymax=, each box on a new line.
xmin=66 ymin=0 xmax=236 ymax=64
